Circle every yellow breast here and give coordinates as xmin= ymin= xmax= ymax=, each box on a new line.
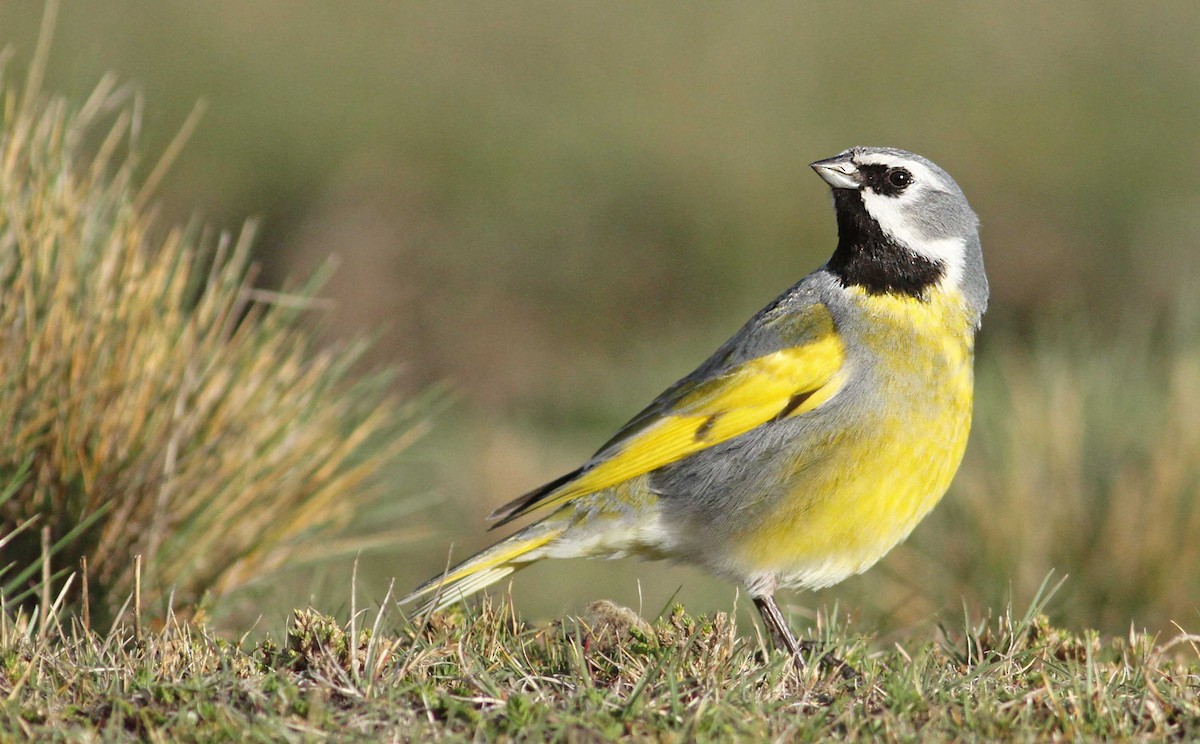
xmin=735 ymin=286 xmax=977 ymax=589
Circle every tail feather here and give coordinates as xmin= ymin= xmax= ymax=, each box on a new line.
xmin=401 ymin=523 xmax=565 ymax=614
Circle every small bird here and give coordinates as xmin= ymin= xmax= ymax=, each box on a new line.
xmin=402 ymin=147 xmax=988 ymax=668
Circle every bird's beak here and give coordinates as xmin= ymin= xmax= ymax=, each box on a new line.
xmin=810 ymin=153 xmax=862 ymax=190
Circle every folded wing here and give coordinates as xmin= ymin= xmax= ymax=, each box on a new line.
xmin=489 ymin=301 xmax=846 ymax=527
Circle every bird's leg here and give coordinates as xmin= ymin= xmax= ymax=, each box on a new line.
xmin=752 ymin=594 xmax=858 ymax=680
xmin=753 ymin=594 xmax=805 ymax=662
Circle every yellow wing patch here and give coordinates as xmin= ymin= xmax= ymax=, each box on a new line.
xmin=496 ymin=309 xmax=846 ymax=523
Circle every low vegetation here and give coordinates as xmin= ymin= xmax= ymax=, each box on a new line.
xmin=0 ymin=591 xmax=1197 ymax=741
xmin=0 ymin=9 xmax=421 ymax=625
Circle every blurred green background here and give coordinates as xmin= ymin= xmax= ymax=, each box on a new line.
xmin=4 ymin=2 xmax=1200 ymax=636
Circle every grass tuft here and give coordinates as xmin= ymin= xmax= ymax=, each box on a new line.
xmin=0 ymin=20 xmax=425 ymax=624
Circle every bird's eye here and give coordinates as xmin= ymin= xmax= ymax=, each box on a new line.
xmin=886 ymin=168 xmax=912 ymax=189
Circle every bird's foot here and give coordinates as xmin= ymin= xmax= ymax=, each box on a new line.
xmin=795 ymin=640 xmax=859 ymax=682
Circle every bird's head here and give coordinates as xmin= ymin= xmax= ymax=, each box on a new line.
xmin=811 ymin=146 xmax=988 ymax=318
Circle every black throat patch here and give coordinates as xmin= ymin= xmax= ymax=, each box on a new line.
xmin=826 ymin=188 xmax=945 ymax=298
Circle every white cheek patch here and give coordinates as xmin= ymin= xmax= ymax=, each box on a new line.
xmin=861 ymin=187 xmax=966 ymax=289
xmin=855 ymin=155 xmax=967 ymax=291
xmin=859 ymin=187 xmax=917 ymax=242
xmin=853 ymin=158 xmax=940 ymax=238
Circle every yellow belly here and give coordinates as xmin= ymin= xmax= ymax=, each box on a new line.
xmin=734 ymin=287 xmax=976 ymax=588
